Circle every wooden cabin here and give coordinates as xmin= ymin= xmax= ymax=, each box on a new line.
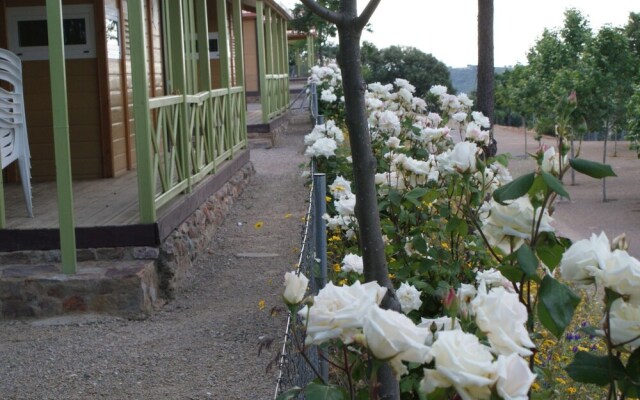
xmin=0 ymin=0 xmax=291 ymax=268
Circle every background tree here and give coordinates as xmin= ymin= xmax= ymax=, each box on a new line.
xmin=289 ymin=0 xmax=340 ymax=62
xmin=476 ymin=0 xmax=494 ymax=123
xmin=477 ymin=0 xmax=495 ymax=155
xmin=298 ymin=0 xmax=401 ymax=398
xmin=360 ymin=43 xmax=452 ymax=97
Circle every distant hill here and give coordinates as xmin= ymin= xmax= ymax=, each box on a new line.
xmin=449 ymin=66 xmax=508 ymax=95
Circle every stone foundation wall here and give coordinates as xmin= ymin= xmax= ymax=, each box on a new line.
xmin=0 ymin=162 xmax=255 ymax=305
xmin=157 ymin=162 xmax=255 ymax=298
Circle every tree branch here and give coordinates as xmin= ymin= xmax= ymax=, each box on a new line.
xmin=299 ymin=0 xmax=342 ymax=25
xmin=356 ymin=0 xmax=382 ymax=31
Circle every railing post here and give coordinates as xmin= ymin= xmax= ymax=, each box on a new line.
xmin=232 ymin=0 xmax=248 ymax=148
xmin=0 ymin=167 xmax=5 ymax=228
xmin=46 ymin=0 xmax=77 ymax=274
xmin=256 ymin=1 xmax=269 ymax=124
xmin=312 ymin=173 xmax=329 ymax=383
xmin=128 ymin=0 xmax=157 ymax=223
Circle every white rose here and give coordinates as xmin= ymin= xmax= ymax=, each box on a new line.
xmin=385 ymin=136 xmax=402 ymax=149
xmin=475 ymin=268 xmax=511 ymax=290
xmin=449 ymin=141 xmax=478 ymax=173
xmin=457 ymin=283 xmax=478 ymax=318
xmin=472 ymin=111 xmax=491 ymax=128
xmin=341 ymin=253 xmax=364 ymax=274
xmin=363 ymin=306 xmax=431 ymax=378
xmin=481 ymin=196 xmax=554 ymax=254
xmin=334 ymin=194 xmax=356 ymax=216
xmin=593 ymin=250 xmax=640 ymax=304
xmin=329 ymin=176 xmax=352 ymax=199
xmin=320 ymin=88 xmax=337 ymax=103
xmin=452 ymin=111 xmax=467 ymax=122
xmin=396 ymin=282 xmax=423 ymax=314
xmin=608 ymin=298 xmax=640 ymax=351
xmin=377 ymin=110 xmax=401 ymax=134
xmin=559 ymin=232 xmax=610 ymax=285
xmin=283 ymin=271 xmax=309 ymax=305
xmin=472 ymin=283 xmax=535 ymax=356
xmin=495 ymin=353 xmax=537 ymax=400
xmin=421 ymin=330 xmax=496 ymax=399
xmin=429 ymin=85 xmax=448 ymax=96
xmin=304 ymin=137 xmax=337 ymax=158
xmin=298 ymin=281 xmax=386 ymax=345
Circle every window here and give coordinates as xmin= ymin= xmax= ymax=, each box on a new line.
xmin=7 ymin=5 xmax=96 ymax=61
xmin=209 ymin=32 xmax=219 ymax=59
xmin=105 ymin=7 xmax=120 ymax=59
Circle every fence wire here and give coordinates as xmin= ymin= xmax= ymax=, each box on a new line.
xmin=273 ymin=166 xmax=325 ymax=399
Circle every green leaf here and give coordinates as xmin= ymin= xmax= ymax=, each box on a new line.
xmin=535 ymin=241 xmax=565 ymax=271
xmin=446 ymin=217 xmax=468 ymax=236
xmin=565 ymin=351 xmax=626 ymax=386
xmin=492 ymin=172 xmax=535 ymax=205
xmin=621 ymin=347 xmax=640 ymax=396
xmin=541 ymin=171 xmax=571 ymax=199
xmin=516 ymin=244 xmax=539 ymax=279
xmin=405 ymin=187 xmax=430 ymax=207
xmin=276 ymin=387 xmax=303 ymax=400
xmin=305 ymin=382 xmax=346 ymax=400
xmin=569 ymin=158 xmax=617 ymax=179
xmin=538 ymin=275 xmax=580 ymax=338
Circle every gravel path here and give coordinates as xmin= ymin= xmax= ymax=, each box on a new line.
xmin=0 ymin=114 xmax=311 ymax=399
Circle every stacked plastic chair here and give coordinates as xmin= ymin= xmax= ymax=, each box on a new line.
xmin=0 ymin=48 xmax=33 ymax=217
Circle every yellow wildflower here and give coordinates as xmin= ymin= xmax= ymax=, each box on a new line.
xmin=254 ymin=221 xmax=264 ymax=229
xmin=338 ymin=279 xmax=348 ymax=286
xmin=333 ymin=263 xmax=341 ymax=273
xmin=325 ymin=196 xmax=332 ymax=202
xmin=284 ymin=213 xmax=293 ymax=219
xmin=555 ymin=377 xmax=567 ymax=385
xmin=531 ymin=382 xmax=541 ymax=391
xmin=258 ymin=300 xmax=266 ymax=310
xmin=388 ymin=273 xmax=396 ymax=279
xmin=441 ymin=242 xmax=450 ymax=250
xmin=566 ymin=387 xmax=577 ymax=394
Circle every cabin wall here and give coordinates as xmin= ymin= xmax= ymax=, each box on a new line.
xmin=2 ymin=0 xmax=103 ymax=181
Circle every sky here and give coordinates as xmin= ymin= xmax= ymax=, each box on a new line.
xmin=280 ymin=0 xmax=638 ymax=68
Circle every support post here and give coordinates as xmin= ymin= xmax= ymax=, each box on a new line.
xmin=46 ymin=0 xmax=77 ymax=274
xmin=128 ymin=0 xmax=156 ymax=223
xmin=312 ymin=173 xmax=328 ymax=382
xmin=255 ymin=1 xmax=269 ymax=123
xmin=196 ymin=0 xmax=211 ymax=91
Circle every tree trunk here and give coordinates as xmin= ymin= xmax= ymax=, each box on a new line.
xmin=337 ymin=18 xmax=401 ymax=400
xmin=298 ymin=1 xmax=400 ymax=398
xmin=603 ymin=125 xmax=609 ymax=202
xmin=477 ymin=0 xmax=495 ymax=155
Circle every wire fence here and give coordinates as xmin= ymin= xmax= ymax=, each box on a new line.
xmin=273 ymin=170 xmax=328 ymax=399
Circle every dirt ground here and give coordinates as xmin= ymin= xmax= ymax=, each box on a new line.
xmin=0 ymin=116 xmax=311 ymax=399
xmin=493 ymin=125 xmax=640 ymax=259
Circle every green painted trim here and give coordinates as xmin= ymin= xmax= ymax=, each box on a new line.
xmin=216 ymin=0 xmax=231 ymax=88
xmin=46 ymin=0 xmax=77 ymax=274
xmin=196 ymin=0 xmax=211 ymax=91
xmin=0 ymin=165 xmax=5 ymax=228
xmin=265 ymin=8 xmax=273 ymax=75
xmin=127 ymin=0 xmax=156 ymax=224
xmin=232 ymin=0 xmax=245 ymax=88
xmin=256 ymin=1 xmax=269 ymax=124
xmin=231 ymin=0 xmax=248 ymax=147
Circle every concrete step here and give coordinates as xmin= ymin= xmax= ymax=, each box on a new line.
xmin=0 ymin=260 xmax=160 ymax=320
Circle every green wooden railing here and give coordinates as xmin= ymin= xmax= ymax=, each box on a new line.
xmin=264 ymin=74 xmax=289 ymax=121
xmin=149 ymin=86 xmax=247 ymax=210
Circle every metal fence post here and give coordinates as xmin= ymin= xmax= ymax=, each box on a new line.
xmin=312 ymin=173 xmax=328 ymax=383
xmin=310 ymin=82 xmax=318 ymax=121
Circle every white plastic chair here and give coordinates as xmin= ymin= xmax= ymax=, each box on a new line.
xmin=0 ymin=48 xmax=33 ymax=217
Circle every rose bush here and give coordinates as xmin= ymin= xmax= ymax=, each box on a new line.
xmin=279 ymin=72 xmax=630 ymax=400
